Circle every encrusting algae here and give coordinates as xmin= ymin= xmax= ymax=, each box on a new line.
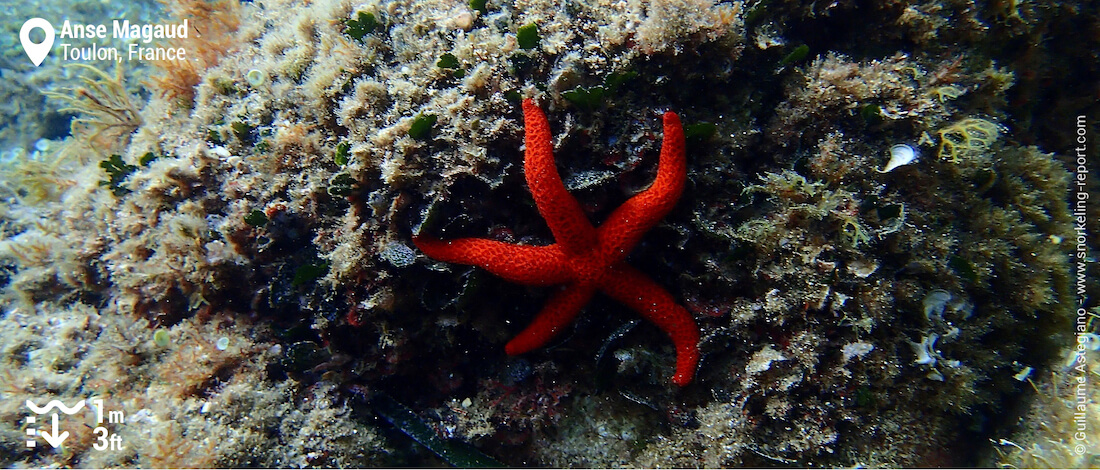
xmin=0 ymin=0 xmax=1094 ymax=467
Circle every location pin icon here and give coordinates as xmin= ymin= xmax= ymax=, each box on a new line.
xmin=20 ymin=18 xmax=55 ymax=67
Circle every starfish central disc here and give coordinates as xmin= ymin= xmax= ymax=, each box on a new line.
xmin=413 ymin=99 xmax=700 ymax=386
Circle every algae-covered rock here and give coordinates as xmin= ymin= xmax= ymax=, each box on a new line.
xmin=0 ymin=0 xmax=1092 ymax=466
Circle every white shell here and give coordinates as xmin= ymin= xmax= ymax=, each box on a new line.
xmin=877 ymin=144 xmax=919 ymax=173
xmin=246 ymin=69 xmax=267 ymax=87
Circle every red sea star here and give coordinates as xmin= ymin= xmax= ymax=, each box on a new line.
xmin=413 ymin=99 xmax=700 ymax=386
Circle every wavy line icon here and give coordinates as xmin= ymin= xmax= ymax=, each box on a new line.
xmin=25 ymin=399 xmax=85 ymax=415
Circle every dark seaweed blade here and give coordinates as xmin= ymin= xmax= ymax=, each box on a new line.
xmin=370 ymin=392 xmax=504 ymax=468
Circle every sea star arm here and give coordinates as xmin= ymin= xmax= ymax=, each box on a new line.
xmin=412 ymin=236 xmax=573 ymax=286
xmin=598 ymin=111 xmax=686 ymax=261
xmin=522 ymin=99 xmax=599 ymax=255
xmin=505 ymin=283 xmax=597 ymax=355
xmin=599 ymin=262 xmax=699 ymax=386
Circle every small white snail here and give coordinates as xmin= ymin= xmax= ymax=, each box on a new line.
xmin=877 ymin=143 xmax=919 ymax=173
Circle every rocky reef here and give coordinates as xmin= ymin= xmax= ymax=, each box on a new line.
xmin=1 ymin=0 xmax=1096 ymax=466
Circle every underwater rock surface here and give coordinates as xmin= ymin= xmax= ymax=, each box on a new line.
xmin=0 ymin=0 xmax=1097 ymax=467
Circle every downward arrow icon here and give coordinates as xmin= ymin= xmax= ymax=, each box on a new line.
xmin=40 ymin=414 xmax=68 ymax=448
